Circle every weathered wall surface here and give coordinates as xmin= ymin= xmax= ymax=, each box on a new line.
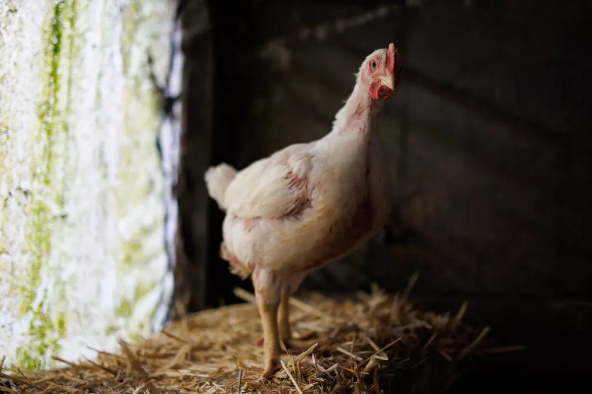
xmin=0 ymin=0 xmax=175 ymax=369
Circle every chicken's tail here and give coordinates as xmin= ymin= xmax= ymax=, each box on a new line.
xmin=204 ymin=163 xmax=237 ymax=211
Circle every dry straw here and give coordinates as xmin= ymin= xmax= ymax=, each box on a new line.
xmin=1 ymin=285 xmax=508 ymax=394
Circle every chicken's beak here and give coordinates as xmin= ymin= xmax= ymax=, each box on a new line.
xmin=379 ymin=73 xmax=395 ymax=91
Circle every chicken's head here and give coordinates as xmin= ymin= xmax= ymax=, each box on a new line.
xmin=360 ymin=43 xmax=401 ymax=101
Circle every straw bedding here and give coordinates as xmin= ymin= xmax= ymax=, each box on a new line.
xmin=0 ymin=285 xmax=497 ymax=394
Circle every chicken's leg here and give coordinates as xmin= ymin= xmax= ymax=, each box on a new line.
xmin=257 ymin=299 xmax=280 ymax=378
xmin=278 ymin=290 xmax=291 ymax=342
xmin=253 ymin=269 xmax=282 ymax=378
xmin=278 ymin=291 xmax=311 ymax=353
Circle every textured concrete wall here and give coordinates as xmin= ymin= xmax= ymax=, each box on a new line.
xmin=0 ymin=0 xmax=175 ymax=369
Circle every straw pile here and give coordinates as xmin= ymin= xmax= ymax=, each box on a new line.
xmin=0 ymin=285 xmax=495 ymax=394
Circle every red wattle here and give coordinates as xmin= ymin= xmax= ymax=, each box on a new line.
xmin=369 ymin=81 xmax=381 ymax=100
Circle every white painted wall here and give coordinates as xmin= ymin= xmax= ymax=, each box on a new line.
xmin=0 ymin=0 xmax=175 ymax=369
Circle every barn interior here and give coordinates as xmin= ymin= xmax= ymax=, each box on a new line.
xmin=1 ymin=0 xmax=591 ymax=393
xmin=175 ymin=0 xmax=592 ymax=393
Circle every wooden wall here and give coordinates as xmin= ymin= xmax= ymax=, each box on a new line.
xmin=182 ymin=0 xmax=592 ymax=307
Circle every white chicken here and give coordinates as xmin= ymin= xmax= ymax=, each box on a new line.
xmin=205 ymin=43 xmax=401 ymax=378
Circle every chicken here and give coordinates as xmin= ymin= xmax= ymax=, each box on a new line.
xmin=204 ymin=43 xmax=401 ymax=378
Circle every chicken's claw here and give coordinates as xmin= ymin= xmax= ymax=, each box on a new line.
xmin=261 ymin=360 xmax=280 ymax=379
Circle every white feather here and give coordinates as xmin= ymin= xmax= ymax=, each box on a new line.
xmin=204 ymin=163 xmax=237 ymax=210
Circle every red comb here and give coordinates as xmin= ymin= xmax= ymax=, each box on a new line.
xmin=386 ymin=43 xmax=396 ymax=74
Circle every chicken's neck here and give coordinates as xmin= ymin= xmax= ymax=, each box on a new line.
xmin=330 ymin=81 xmax=382 ymax=137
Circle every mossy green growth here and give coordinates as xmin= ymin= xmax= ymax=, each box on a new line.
xmin=133 ymin=282 xmax=154 ymax=304
xmin=18 ymin=0 xmax=74 ymax=368
xmin=57 ymin=313 xmax=67 ymax=337
xmin=114 ymin=281 xmax=159 ymax=324
xmin=38 ymin=0 xmax=65 ymax=179
xmin=0 ymin=122 xmax=7 ymax=186
xmin=23 ymin=201 xmax=51 ymax=314
xmin=116 ymin=299 xmax=133 ymax=318
xmin=17 ymin=349 xmax=43 ymax=371
xmin=16 ymin=300 xmax=63 ymax=370
xmin=105 ymin=325 xmax=119 ymax=335
xmin=25 ymin=0 xmax=75 ymax=307
xmin=121 ymin=0 xmax=140 ymax=75
xmin=120 ymin=225 xmax=161 ymax=272
xmin=58 ymin=0 xmax=77 ymax=206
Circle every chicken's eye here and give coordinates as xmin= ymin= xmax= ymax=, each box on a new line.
xmin=371 ymin=60 xmax=377 ymax=69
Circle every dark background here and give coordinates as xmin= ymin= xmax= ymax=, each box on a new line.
xmin=174 ymin=0 xmax=592 ymax=392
